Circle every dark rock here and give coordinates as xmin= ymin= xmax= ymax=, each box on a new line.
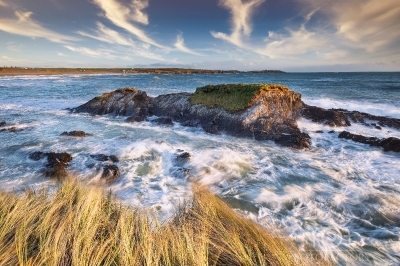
xmin=90 ymin=154 xmax=119 ymax=163
xmin=338 ymin=131 xmax=400 ymax=152
xmin=73 ymin=88 xmax=153 ymax=117
xmin=175 ymin=152 xmax=191 ymax=165
xmin=0 ymin=126 xmax=23 ymax=133
xmin=375 ymin=126 xmax=382 ymax=130
xmin=100 ymin=165 xmax=120 ymax=184
xmin=29 ymin=151 xmax=73 ymax=179
xmin=0 ymin=121 xmax=5 ymax=127
xmin=273 ymin=133 xmax=311 ymax=149
xmin=316 ymin=130 xmax=324 ymax=133
xmin=125 ymin=115 xmax=147 ymax=123
xmin=61 ymin=131 xmax=92 ymax=137
xmin=340 ymin=110 xmax=400 ymax=130
xmin=328 ymin=130 xmax=335 ymax=134
xmin=73 ymin=86 xmax=309 ymax=148
xmin=301 ymin=105 xmax=351 ymax=127
xmin=45 ymin=152 xmax=73 ymax=179
xmin=380 ymin=137 xmax=400 ymax=152
xmin=153 ymin=117 xmax=173 ymax=126
xmin=29 ymin=151 xmax=47 ymax=161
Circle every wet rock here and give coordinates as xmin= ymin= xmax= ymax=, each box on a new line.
xmin=73 ymin=88 xmax=153 ymax=117
xmin=328 ymin=130 xmax=335 ymax=134
xmin=339 ymin=131 xmax=400 ymax=152
xmin=375 ymin=126 xmax=382 ymax=130
xmin=90 ymin=154 xmax=119 ymax=163
xmin=152 ymin=117 xmax=173 ymax=126
xmin=175 ymin=152 xmax=191 ymax=165
xmin=0 ymin=121 xmax=5 ymax=127
xmin=316 ymin=130 xmax=324 ymax=133
xmin=29 ymin=151 xmax=73 ymax=179
xmin=125 ymin=115 xmax=147 ymax=123
xmin=301 ymin=105 xmax=351 ymax=127
xmin=61 ymin=131 xmax=92 ymax=137
xmin=340 ymin=110 xmax=400 ymax=130
xmin=100 ymin=165 xmax=120 ymax=184
xmin=29 ymin=151 xmax=47 ymax=161
xmin=0 ymin=126 xmax=23 ymax=133
xmin=273 ymin=133 xmax=311 ymax=149
xmin=380 ymin=137 xmax=400 ymax=152
xmin=45 ymin=152 xmax=73 ymax=179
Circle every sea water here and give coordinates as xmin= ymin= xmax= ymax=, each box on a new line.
xmin=0 ymin=72 xmax=400 ymax=265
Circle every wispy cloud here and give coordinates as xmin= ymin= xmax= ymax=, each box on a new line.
xmin=0 ymin=0 xmax=8 ymax=7
xmin=211 ymin=0 xmax=265 ymax=47
xmin=77 ymin=22 xmax=166 ymax=61
xmin=257 ymin=26 xmax=326 ymax=58
xmin=92 ymin=0 xmax=166 ymax=48
xmin=64 ymin=45 xmax=112 ymax=58
xmin=0 ymin=11 xmax=77 ymax=43
xmin=174 ymin=33 xmax=203 ymax=56
xmin=78 ymin=22 xmax=136 ymax=47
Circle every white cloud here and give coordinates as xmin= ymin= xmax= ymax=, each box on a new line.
xmin=0 ymin=11 xmax=77 ymax=43
xmin=64 ymin=45 xmax=115 ymax=59
xmin=298 ymin=0 xmax=400 ymax=53
xmin=174 ymin=33 xmax=203 ymax=56
xmin=258 ymin=26 xmax=327 ymax=58
xmin=77 ymin=22 xmax=166 ymax=61
xmin=0 ymin=0 xmax=8 ymax=7
xmin=78 ymin=22 xmax=136 ymax=47
xmin=211 ymin=0 xmax=265 ymax=47
xmin=92 ymin=0 xmax=166 ymax=48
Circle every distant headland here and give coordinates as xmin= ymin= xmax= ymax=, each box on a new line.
xmin=0 ymin=67 xmax=285 ymax=76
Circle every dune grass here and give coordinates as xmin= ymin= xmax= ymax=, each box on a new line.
xmin=189 ymin=84 xmax=290 ymax=113
xmin=0 ymin=180 xmax=322 ymax=265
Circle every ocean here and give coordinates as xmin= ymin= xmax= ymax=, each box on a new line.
xmin=1 ymin=72 xmax=400 ymax=265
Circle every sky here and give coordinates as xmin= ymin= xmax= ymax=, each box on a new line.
xmin=0 ymin=0 xmax=399 ymax=71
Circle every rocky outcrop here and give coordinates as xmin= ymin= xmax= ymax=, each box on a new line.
xmin=301 ymin=105 xmax=351 ymax=127
xmin=151 ymin=90 xmax=309 ymax=148
xmin=73 ymin=88 xmax=152 ymax=116
xmin=29 ymin=151 xmax=73 ymax=179
xmin=341 ymin=110 xmax=400 ymax=130
xmin=73 ymin=86 xmax=310 ymax=149
xmin=61 ymin=131 xmax=92 ymax=137
xmin=89 ymin=154 xmax=120 ymax=184
xmin=339 ymin=131 xmax=400 ymax=152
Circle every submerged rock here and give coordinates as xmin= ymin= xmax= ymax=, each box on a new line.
xmin=29 ymin=151 xmax=73 ymax=179
xmin=61 ymin=131 xmax=92 ymax=137
xmin=301 ymin=105 xmax=351 ymax=127
xmin=339 ymin=131 xmax=400 ymax=152
xmin=100 ymin=165 xmax=120 ymax=184
xmin=90 ymin=154 xmax=119 ymax=163
xmin=125 ymin=115 xmax=147 ymax=123
xmin=152 ymin=117 xmax=173 ymax=126
xmin=0 ymin=121 xmax=6 ymax=127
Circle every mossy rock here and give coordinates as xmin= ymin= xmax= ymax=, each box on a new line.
xmin=94 ymin=87 xmax=138 ymax=100
xmin=189 ymin=84 xmax=289 ymax=113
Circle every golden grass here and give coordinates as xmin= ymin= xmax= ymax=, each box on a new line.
xmin=189 ymin=84 xmax=290 ymax=113
xmin=0 ymin=180 xmax=323 ymax=265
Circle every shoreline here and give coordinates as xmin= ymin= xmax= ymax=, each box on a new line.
xmin=0 ymin=67 xmax=284 ymax=76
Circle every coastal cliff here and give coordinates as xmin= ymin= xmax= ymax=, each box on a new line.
xmin=73 ymin=84 xmax=310 ymax=149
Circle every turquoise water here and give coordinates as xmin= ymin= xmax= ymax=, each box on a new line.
xmin=1 ymin=73 xmax=400 ymax=265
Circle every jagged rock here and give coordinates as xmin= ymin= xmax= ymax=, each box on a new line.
xmin=0 ymin=121 xmax=5 ymax=127
xmin=73 ymin=88 xmax=153 ymax=116
xmin=29 ymin=151 xmax=47 ymax=161
xmin=152 ymin=117 xmax=173 ymax=126
xmin=73 ymin=85 xmax=308 ymax=148
xmin=125 ymin=115 xmax=147 ymax=123
xmin=175 ymin=152 xmax=191 ymax=165
xmin=338 ymin=109 xmax=400 ymax=130
xmin=301 ymin=105 xmax=351 ymax=127
xmin=61 ymin=131 xmax=92 ymax=137
xmin=90 ymin=154 xmax=119 ymax=163
xmin=380 ymin=137 xmax=400 ymax=152
xmin=29 ymin=151 xmax=73 ymax=179
xmin=100 ymin=165 xmax=120 ymax=184
xmin=0 ymin=126 xmax=23 ymax=133
xmin=339 ymin=131 xmax=400 ymax=152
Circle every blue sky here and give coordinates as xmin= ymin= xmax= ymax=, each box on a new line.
xmin=0 ymin=0 xmax=399 ymax=71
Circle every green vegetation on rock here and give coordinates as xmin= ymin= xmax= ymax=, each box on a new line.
xmin=189 ymin=84 xmax=290 ymax=113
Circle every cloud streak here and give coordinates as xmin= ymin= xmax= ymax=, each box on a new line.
xmin=211 ymin=0 xmax=265 ymax=47
xmin=78 ymin=22 xmax=136 ymax=47
xmin=0 ymin=0 xmax=8 ymax=7
xmin=174 ymin=33 xmax=203 ymax=56
xmin=92 ymin=0 xmax=165 ymax=48
xmin=0 ymin=11 xmax=77 ymax=43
